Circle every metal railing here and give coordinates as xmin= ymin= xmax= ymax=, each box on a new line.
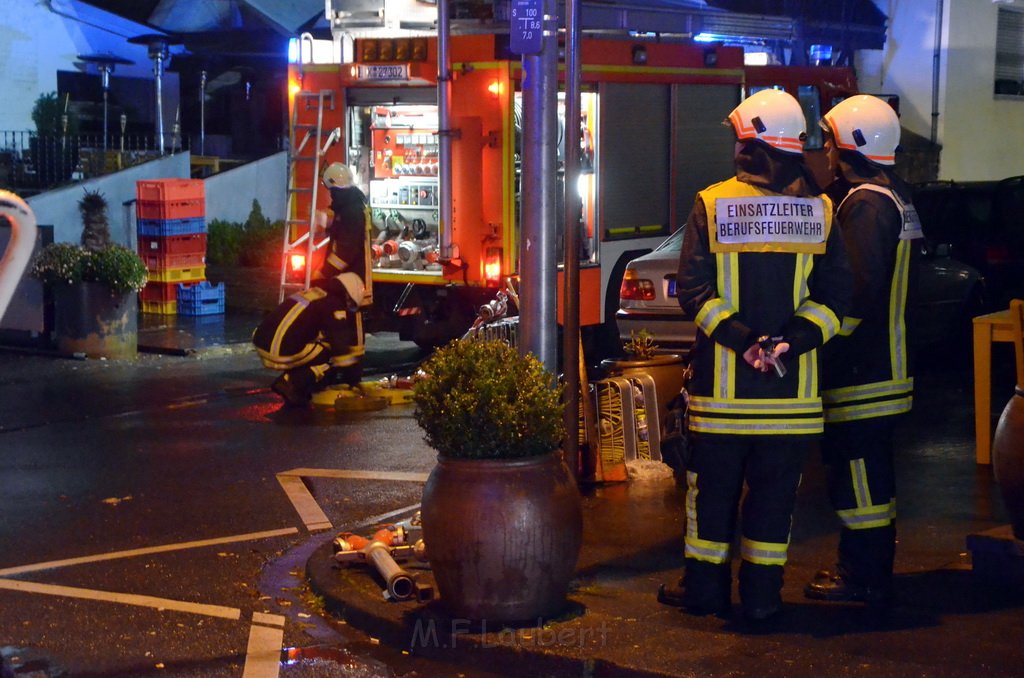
xmin=0 ymin=131 xmax=186 ymax=195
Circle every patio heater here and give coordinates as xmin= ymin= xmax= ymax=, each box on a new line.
xmin=77 ymin=53 xmax=134 ymax=154
xmin=128 ymin=34 xmax=179 ymax=155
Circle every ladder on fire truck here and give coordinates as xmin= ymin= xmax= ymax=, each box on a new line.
xmin=279 ymin=86 xmax=339 ymax=302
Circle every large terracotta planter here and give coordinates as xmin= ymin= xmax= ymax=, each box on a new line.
xmin=602 ymin=354 xmax=687 ymax=427
xmin=53 ymin=282 xmax=138 ymax=360
xmin=421 ymin=451 xmax=583 ymax=623
xmin=993 ymin=386 xmax=1024 ymax=540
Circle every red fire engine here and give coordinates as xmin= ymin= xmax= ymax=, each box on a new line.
xmin=284 ymin=34 xmax=857 ymax=349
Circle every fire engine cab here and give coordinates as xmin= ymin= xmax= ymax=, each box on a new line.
xmin=286 ymin=31 xmax=752 ymax=349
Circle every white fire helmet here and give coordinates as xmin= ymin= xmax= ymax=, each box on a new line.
xmin=727 ymin=88 xmax=807 ymax=155
xmin=322 ymin=162 xmax=354 ymax=188
xmin=820 ymin=95 xmax=900 ymax=166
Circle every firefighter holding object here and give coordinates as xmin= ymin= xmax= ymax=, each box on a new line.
xmin=804 ymin=95 xmax=922 ymax=609
xmin=661 ymin=89 xmax=851 ymax=621
xmin=253 ymin=163 xmax=373 ymax=406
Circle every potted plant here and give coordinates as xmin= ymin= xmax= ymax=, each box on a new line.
xmin=412 ymin=337 xmax=583 ymax=623
xmin=30 ymin=189 xmax=148 ymax=359
xmin=601 ymin=329 xmax=687 ymax=431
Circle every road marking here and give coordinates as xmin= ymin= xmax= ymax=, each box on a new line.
xmin=275 ymin=469 xmax=429 ymax=532
xmin=0 ymin=527 xmax=300 ymax=576
xmin=282 ymin=468 xmax=430 ymax=482
xmin=0 ymin=578 xmax=241 ymax=620
xmin=276 ymin=475 xmax=333 ymax=531
xmin=242 ymin=612 xmax=285 ymax=678
xmin=356 ymin=502 xmax=422 ymax=529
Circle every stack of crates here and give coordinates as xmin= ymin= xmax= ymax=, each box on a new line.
xmin=136 ymin=179 xmax=222 ymax=315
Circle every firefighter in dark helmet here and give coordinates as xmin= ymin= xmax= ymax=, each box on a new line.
xmin=660 ymin=88 xmax=852 ymax=621
xmin=253 ymin=162 xmax=373 ymax=407
xmin=804 ymin=95 xmax=923 ymax=609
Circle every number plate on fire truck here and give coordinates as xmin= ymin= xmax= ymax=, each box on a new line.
xmin=358 ymin=64 xmax=410 ymax=81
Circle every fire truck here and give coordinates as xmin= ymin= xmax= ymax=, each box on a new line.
xmin=283 ymin=33 xmax=857 ymax=350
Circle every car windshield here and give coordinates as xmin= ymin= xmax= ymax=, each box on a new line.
xmin=655 ymin=228 xmax=685 ymax=253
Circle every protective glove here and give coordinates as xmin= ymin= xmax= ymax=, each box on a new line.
xmin=743 ymin=338 xmax=790 ymax=375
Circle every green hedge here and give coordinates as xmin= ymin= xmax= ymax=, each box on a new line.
xmin=207 ymin=200 xmax=282 ymax=268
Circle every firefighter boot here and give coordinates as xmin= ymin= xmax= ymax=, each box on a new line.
xmin=271 ymin=367 xmax=319 ymax=407
xmin=804 ymin=570 xmax=894 ymax=609
xmin=805 ymin=526 xmax=896 ymax=608
xmin=658 ymin=560 xmax=731 ymax=616
xmin=738 ymin=562 xmax=783 ymax=622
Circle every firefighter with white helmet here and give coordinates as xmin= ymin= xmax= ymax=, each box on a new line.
xmin=659 ymin=88 xmax=852 ymax=621
xmin=322 ymin=161 xmax=354 ymax=189
xmin=253 ymin=162 xmax=373 ymax=406
xmin=805 ymin=94 xmax=922 ymax=610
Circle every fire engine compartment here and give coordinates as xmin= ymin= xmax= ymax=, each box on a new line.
xmin=362 ymin=105 xmax=443 ymax=274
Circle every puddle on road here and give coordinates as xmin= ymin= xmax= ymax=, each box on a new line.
xmin=1 ymin=646 xmax=64 ymax=677
xmin=281 ymin=646 xmax=384 ymax=676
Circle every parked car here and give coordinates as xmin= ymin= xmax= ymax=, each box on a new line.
xmin=913 ymin=176 xmax=1024 ymax=309
xmin=616 ymin=225 xmax=985 ymax=358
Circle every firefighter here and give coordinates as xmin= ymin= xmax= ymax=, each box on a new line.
xmin=804 ymin=95 xmax=922 ymax=609
xmin=659 ymin=89 xmax=851 ymax=621
xmin=253 ymin=163 xmax=372 ymax=406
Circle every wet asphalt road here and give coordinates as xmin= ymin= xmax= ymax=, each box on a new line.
xmin=1 ymin=329 xmax=1021 ymax=677
xmin=0 ymin=335 xmax=498 ymax=677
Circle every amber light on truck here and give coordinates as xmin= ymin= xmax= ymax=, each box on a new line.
xmin=484 ymin=247 xmax=502 ymax=284
xmin=620 ymin=269 xmax=656 ymax=300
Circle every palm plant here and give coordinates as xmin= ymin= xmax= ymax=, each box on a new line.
xmin=79 ymin=189 xmax=111 ymax=251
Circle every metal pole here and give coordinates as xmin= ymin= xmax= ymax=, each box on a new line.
xmin=100 ymin=65 xmax=111 ymax=154
xmin=930 ymin=0 xmax=944 ymax=145
xmin=438 ymin=0 xmax=454 ymax=257
xmin=151 ymin=43 xmax=167 ymax=155
xmin=519 ymin=0 xmax=558 ymax=371
xmin=200 ymin=70 xmax=207 ymax=156
xmin=562 ymin=0 xmax=582 ymax=466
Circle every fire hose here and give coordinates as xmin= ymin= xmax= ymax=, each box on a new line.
xmin=333 ymin=524 xmax=431 ymax=602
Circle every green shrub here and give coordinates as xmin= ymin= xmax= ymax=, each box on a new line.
xmin=412 ymin=338 xmax=565 ymax=459
xmin=207 ymin=219 xmax=243 ymax=266
xmin=240 ymin=200 xmax=281 ymax=268
xmin=207 ymin=200 xmax=282 ymax=268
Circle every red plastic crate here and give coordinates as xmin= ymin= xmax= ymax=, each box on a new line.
xmin=138 ymin=234 xmax=207 ymax=257
xmin=136 ymin=179 xmax=204 ymax=204
xmin=136 ymin=198 xmax=204 ymax=220
xmin=142 ymin=249 xmax=205 ymax=271
xmin=140 ymin=281 xmax=179 ymax=304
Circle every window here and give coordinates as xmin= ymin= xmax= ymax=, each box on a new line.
xmin=995 ymin=7 xmax=1024 ymax=97
xmin=797 ymin=85 xmax=823 ymax=149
